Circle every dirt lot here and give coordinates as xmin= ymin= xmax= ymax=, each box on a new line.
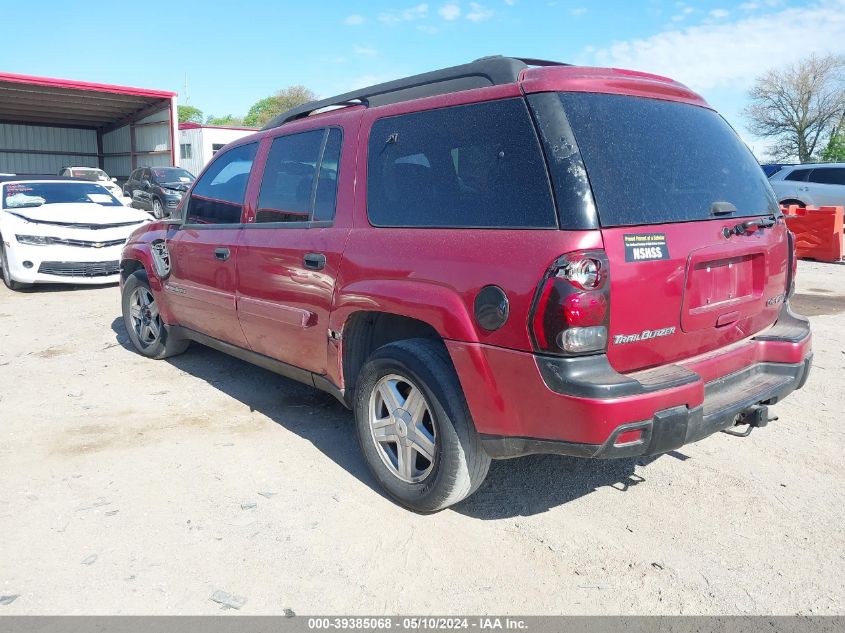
xmin=0 ymin=261 xmax=843 ymax=615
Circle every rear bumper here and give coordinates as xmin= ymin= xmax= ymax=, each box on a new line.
xmin=448 ymin=303 xmax=812 ymax=459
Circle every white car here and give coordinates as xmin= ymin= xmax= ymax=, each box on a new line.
xmin=59 ymin=166 xmax=131 ymax=205
xmin=0 ymin=178 xmax=151 ymax=290
xmin=768 ymin=163 xmax=845 ymax=207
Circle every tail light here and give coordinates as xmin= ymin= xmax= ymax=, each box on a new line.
xmin=786 ymin=229 xmax=798 ymax=298
xmin=529 ymin=250 xmax=610 ymax=355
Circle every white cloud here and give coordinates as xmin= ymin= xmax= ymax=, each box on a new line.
xmin=378 ymin=3 xmax=429 ymax=25
xmin=569 ymin=7 xmax=588 ymax=16
xmin=466 ymin=2 xmax=494 ymax=21
xmin=504 ymin=0 xmax=516 ymax=5
xmin=587 ymin=0 xmax=845 ymax=92
xmin=344 ymin=14 xmax=365 ymax=25
xmin=439 ymin=3 xmax=461 ymax=20
xmin=708 ymin=8 xmax=730 ymax=18
xmin=670 ymin=6 xmax=695 ymax=21
xmin=417 ymin=24 xmax=440 ymax=33
xmin=353 ymin=46 xmax=378 ymax=57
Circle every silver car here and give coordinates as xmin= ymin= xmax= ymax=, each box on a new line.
xmin=768 ymin=163 xmax=845 ymax=207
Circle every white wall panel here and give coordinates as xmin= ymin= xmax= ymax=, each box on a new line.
xmin=102 ymin=125 xmax=130 ymax=154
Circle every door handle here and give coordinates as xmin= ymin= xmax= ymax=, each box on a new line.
xmin=214 ymin=247 xmax=231 ymax=261
xmin=304 ymin=253 xmax=327 ymax=270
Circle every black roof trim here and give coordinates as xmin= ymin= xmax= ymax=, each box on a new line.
xmin=262 ymin=55 xmax=570 ymax=130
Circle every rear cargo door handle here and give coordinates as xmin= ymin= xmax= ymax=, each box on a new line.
xmin=304 ymin=253 xmax=326 ymax=271
xmin=214 ymin=247 xmax=230 ymax=261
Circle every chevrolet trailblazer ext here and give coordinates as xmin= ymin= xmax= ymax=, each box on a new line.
xmin=119 ymin=57 xmax=812 ymax=512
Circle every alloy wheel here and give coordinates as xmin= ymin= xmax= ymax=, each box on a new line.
xmin=153 ymin=199 xmax=164 ymax=219
xmin=368 ymin=374 xmax=438 ymax=483
xmin=128 ymin=286 xmax=162 ymax=347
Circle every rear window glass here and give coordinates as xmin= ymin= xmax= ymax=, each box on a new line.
xmin=557 ymin=93 xmax=779 ymax=226
xmin=367 ymin=98 xmax=556 ymax=229
xmin=809 ymin=168 xmax=845 ymax=185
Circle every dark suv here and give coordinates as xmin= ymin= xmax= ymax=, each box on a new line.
xmin=119 ymin=57 xmax=812 ymax=512
xmin=124 ymin=166 xmax=195 ymax=219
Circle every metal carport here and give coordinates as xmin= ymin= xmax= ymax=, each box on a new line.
xmin=0 ymin=72 xmax=177 ymax=180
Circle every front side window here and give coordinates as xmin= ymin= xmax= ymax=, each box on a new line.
xmin=809 ymin=168 xmax=845 ymax=185
xmin=367 ymin=99 xmax=557 ymax=228
xmin=185 ymin=142 xmax=257 ymax=224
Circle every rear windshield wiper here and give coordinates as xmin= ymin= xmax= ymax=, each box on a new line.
xmin=710 ymin=201 xmax=737 ymax=215
xmin=723 ymin=215 xmax=777 ymax=238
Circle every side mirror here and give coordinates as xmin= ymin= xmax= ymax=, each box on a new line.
xmin=142 ymin=180 xmax=151 ymax=188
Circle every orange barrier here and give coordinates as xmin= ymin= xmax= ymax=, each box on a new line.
xmin=781 ymin=205 xmax=844 ymax=263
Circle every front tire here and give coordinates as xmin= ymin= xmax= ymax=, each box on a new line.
xmin=121 ymin=270 xmax=188 ymax=359
xmin=152 ymin=197 xmax=165 ymax=219
xmin=0 ymin=241 xmax=31 ymax=291
xmin=354 ymin=338 xmax=490 ymax=512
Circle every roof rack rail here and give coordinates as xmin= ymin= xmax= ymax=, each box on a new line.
xmin=262 ymin=55 xmax=570 ymax=130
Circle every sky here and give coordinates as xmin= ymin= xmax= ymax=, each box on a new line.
xmin=2 ymin=0 xmax=844 ymax=157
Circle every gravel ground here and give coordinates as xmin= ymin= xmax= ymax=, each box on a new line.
xmin=0 ymin=261 xmax=843 ymax=615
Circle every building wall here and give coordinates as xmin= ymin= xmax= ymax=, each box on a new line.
xmin=0 ymin=123 xmax=97 ymax=175
xmin=0 ymin=96 xmax=176 ymax=180
xmin=178 ymin=127 xmax=255 ymax=177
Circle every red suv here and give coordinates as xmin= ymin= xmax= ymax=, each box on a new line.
xmin=120 ymin=57 xmax=812 ymax=512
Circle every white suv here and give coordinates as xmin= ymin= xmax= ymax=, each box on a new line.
xmin=768 ymin=163 xmax=845 ymax=207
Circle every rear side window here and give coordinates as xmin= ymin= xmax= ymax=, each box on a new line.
xmin=809 ymin=168 xmax=845 ymax=185
xmin=257 ymin=130 xmax=324 ymax=223
xmin=186 ymin=142 xmax=257 ymax=224
xmin=313 ymin=128 xmax=342 ymax=222
xmin=367 ymin=98 xmax=557 ymax=229
xmin=785 ymin=168 xmax=812 ymax=182
xmin=256 ymin=127 xmax=343 ymax=224
xmin=557 ymin=93 xmax=779 ymax=226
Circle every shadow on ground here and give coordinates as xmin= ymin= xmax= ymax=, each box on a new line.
xmin=111 ymin=317 xmax=672 ymax=518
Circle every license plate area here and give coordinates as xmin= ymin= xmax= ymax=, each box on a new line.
xmin=681 ymin=250 xmax=764 ymax=332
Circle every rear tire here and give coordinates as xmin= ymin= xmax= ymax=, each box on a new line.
xmin=353 ymin=338 xmax=490 ymax=512
xmin=0 ymin=241 xmax=31 ymax=291
xmin=121 ymin=270 xmax=189 ymax=359
xmin=780 ymin=199 xmax=806 ymax=208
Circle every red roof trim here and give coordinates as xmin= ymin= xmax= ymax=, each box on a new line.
xmin=179 ymin=122 xmax=258 ymax=132
xmin=0 ymin=71 xmax=176 ymax=99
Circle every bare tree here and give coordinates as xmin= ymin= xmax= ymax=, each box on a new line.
xmin=744 ymin=54 xmax=845 ymax=162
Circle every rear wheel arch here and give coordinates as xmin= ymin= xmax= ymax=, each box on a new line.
xmin=341 ymin=311 xmax=450 ymax=406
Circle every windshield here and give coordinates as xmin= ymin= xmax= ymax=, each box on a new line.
xmin=2 ymin=182 xmax=122 ymax=209
xmin=552 ymin=92 xmax=779 ymax=227
xmin=70 ymin=168 xmax=110 ymax=182
xmin=152 ymin=168 xmax=194 ymax=184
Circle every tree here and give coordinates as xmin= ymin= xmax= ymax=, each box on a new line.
xmin=821 ymin=113 xmax=845 ymax=162
xmin=205 ymin=114 xmax=246 ymax=126
xmin=177 ymin=105 xmax=204 ymax=124
xmin=744 ymin=54 xmax=845 ymax=162
xmin=243 ymin=85 xmax=316 ymax=128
